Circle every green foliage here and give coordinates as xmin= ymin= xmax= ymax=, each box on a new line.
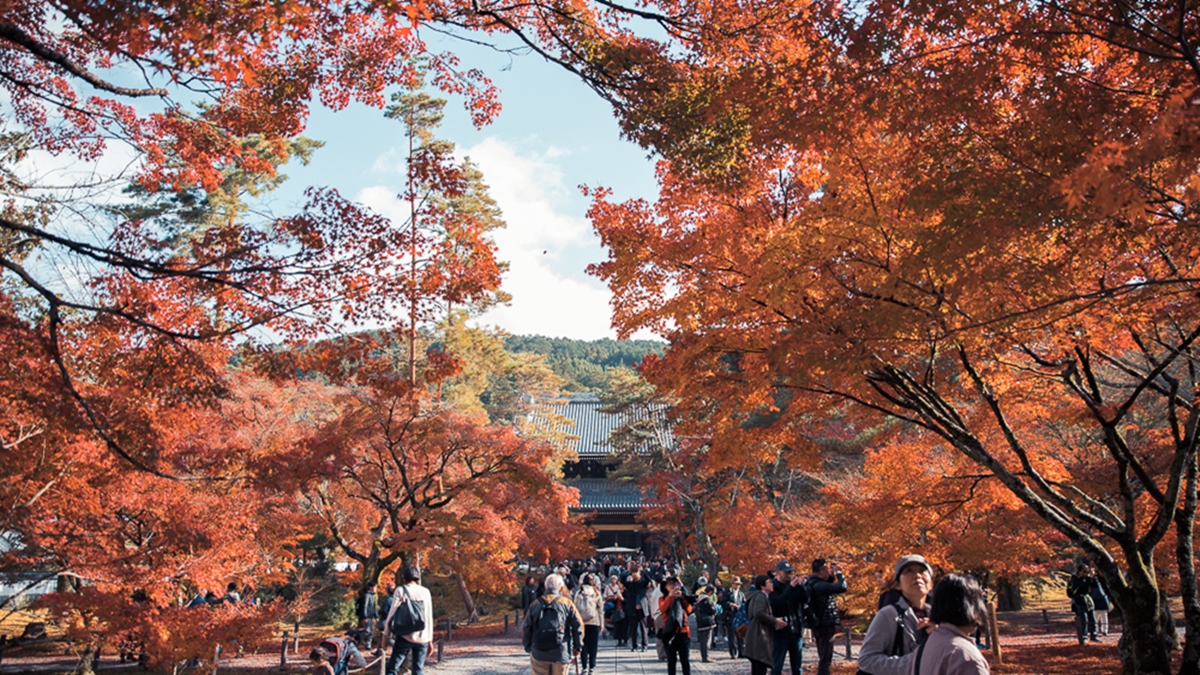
xmin=320 ymin=590 xmax=357 ymax=629
xmin=504 ymin=336 xmax=665 ymax=392
xmin=679 ymin=561 xmax=708 ymax=589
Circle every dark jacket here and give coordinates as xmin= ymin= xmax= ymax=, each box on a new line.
xmin=805 ymin=572 xmax=847 ymax=628
xmin=623 ymin=576 xmax=651 ymax=613
xmin=744 ymin=588 xmax=774 ymax=666
xmin=379 ymin=594 xmax=394 ymax=623
xmin=521 ymin=583 xmax=539 ymax=610
xmin=768 ymin=579 xmax=809 ymax=634
xmin=356 ymin=589 xmax=378 ymax=620
xmin=1067 ymin=574 xmax=1098 ymax=612
xmin=1088 ymin=578 xmax=1111 ymax=612
xmin=694 ymin=591 xmax=717 ymax=629
xmin=523 ymin=594 xmax=582 ymax=664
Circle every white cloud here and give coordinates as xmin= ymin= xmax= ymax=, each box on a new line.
xmin=369 ymin=147 xmax=407 ymax=175
xmin=463 ymin=138 xmax=616 ymax=340
xmin=356 ymin=185 xmax=408 ymax=223
xmin=357 ymin=137 xmax=642 ymax=340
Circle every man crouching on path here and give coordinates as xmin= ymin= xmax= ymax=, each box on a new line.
xmin=523 ymin=573 xmax=583 ymax=675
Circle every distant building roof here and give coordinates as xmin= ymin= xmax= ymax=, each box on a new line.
xmin=570 ymin=478 xmax=643 ymax=512
xmin=547 ymin=393 xmax=670 ymax=457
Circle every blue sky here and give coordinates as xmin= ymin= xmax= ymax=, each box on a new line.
xmin=269 ymin=32 xmax=661 ymax=341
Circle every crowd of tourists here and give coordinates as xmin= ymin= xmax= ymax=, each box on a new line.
xmin=309 ymin=552 xmax=1107 ymax=675
xmin=520 ymin=553 xmax=1005 ymax=675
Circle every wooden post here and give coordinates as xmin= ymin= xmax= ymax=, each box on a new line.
xmin=1042 ymin=608 xmax=1050 ymax=633
xmin=987 ymin=601 xmax=1002 ymax=666
xmin=844 ymin=627 xmax=853 ymax=659
xmin=280 ymin=632 xmax=289 ymax=668
xmin=504 ymin=613 xmax=509 ymax=633
xmin=294 ymin=620 xmax=301 ymax=653
xmin=437 ymin=638 xmax=444 ymax=664
xmin=212 ymin=644 xmax=221 ymax=675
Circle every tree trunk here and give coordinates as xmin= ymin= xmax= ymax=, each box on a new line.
xmin=692 ymin=501 xmax=720 ymax=581
xmin=455 ymin=573 xmax=478 ymax=624
xmin=1110 ymin=561 xmax=1173 ymax=675
xmin=75 ymin=644 xmax=96 ymax=675
xmin=995 ymin=577 xmax=1023 ymax=611
xmin=1159 ymin=585 xmax=1179 ymax=651
xmin=1176 ymin=455 xmax=1200 ymax=675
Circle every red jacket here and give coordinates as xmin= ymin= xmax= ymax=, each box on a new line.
xmin=659 ymin=595 xmax=693 ymax=636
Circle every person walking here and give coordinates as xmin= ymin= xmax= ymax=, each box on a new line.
xmin=522 ymin=576 xmax=540 ymax=618
xmin=745 ymin=575 xmax=784 ymax=675
xmin=857 ymin=554 xmax=934 ymax=675
xmin=375 ymin=583 xmax=396 ymax=656
xmin=523 ymin=573 xmax=583 ymax=675
xmin=723 ymin=577 xmax=746 ymax=658
xmin=648 ymin=574 xmax=668 ymax=661
xmin=1067 ymin=566 xmax=1099 ymax=644
xmin=381 ymin=566 xmax=434 ymax=675
xmin=768 ymin=561 xmax=808 ymax=675
xmin=806 ymin=559 xmax=848 ymax=675
xmin=658 ymin=575 xmax=694 ymax=675
xmin=356 ymin=581 xmax=379 ymax=650
xmin=911 ymin=574 xmax=990 ymax=675
xmin=573 ymin=574 xmax=604 ymax=675
xmin=604 ymin=575 xmax=626 ymax=644
xmin=693 ymin=577 xmax=718 ymax=663
xmin=1090 ymin=575 xmax=1111 ymax=637
xmin=624 ymin=567 xmax=651 ymax=652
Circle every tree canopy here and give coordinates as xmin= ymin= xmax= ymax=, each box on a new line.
xmin=3 ymin=0 xmax=1199 ymax=673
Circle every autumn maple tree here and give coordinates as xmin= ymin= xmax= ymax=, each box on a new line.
xmin=277 ymin=82 xmax=589 ymax=617
xmin=515 ymin=1 xmax=1200 ymax=673
xmin=0 ymin=1 xmax=505 ymax=664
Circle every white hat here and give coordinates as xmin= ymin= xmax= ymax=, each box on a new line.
xmin=893 ymin=554 xmax=933 ymax=581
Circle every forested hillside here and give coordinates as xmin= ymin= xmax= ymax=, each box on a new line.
xmin=504 ymin=336 xmax=665 ymax=392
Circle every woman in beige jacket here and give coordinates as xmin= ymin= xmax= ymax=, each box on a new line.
xmin=573 ymin=574 xmax=605 ymax=675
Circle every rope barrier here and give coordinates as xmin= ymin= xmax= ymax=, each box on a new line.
xmin=348 ymin=653 xmax=385 ymax=673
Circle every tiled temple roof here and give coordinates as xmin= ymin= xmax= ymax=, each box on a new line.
xmin=570 ymin=478 xmax=643 ymax=512
xmin=548 ymin=393 xmax=670 ymax=457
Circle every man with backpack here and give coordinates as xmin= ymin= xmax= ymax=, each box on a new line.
xmin=381 ymin=566 xmax=434 ymax=675
xmin=308 ymin=634 xmax=367 ymax=675
xmin=523 ymin=573 xmax=583 ymax=675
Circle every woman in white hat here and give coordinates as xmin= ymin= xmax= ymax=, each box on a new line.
xmin=857 ymin=555 xmax=935 ymax=675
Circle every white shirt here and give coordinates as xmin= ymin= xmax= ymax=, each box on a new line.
xmin=382 ymin=583 xmax=435 ymax=644
xmin=648 ymin=584 xmax=665 ymax=620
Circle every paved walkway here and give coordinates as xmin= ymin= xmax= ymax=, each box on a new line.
xmin=432 ymin=633 xmax=860 ymax=675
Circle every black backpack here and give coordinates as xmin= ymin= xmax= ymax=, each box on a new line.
xmin=533 ymin=598 xmax=565 ymax=651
